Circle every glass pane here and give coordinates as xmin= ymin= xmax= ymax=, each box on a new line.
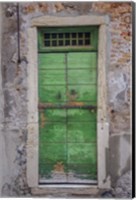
xmin=78 ymin=33 xmax=83 ymax=38
xmin=72 ymin=33 xmax=77 ymax=38
xmin=44 ymin=33 xmax=50 ymax=39
xmin=68 ymin=143 xmax=97 ymax=164
xmin=52 ymin=40 xmax=57 ymax=46
xmin=85 ymin=40 xmax=90 ymax=45
xmin=67 ymin=85 xmax=97 ymax=102
xmin=85 ymin=32 xmax=90 ymax=38
xmin=67 ymin=109 xmax=96 ymax=122
xmin=67 ymin=122 xmax=97 ymax=143
xmin=65 ymin=40 xmax=70 ymax=46
xmin=78 ymin=40 xmax=83 ymax=45
xmin=38 ymin=53 xmax=65 ymax=69
xmin=39 ymin=122 xmax=66 ymax=143
xmin=72 ymin=40 xmax=76 ymax=45
xmin=59 ymin=40 xmax=63 ymax=46
xmin=65 ymin=33 xmax=70 ymax=38
xmin=68 ymin=52 xmax=97 ymax=69
xmin=68 ymin=69 xmax=97 ymax=84
xmin=44 ymin=41 xmax=50 ymax=47
xmin=39 ymin=85 xmax=66 ymax=102
xmin=59 ymin=33 xmax=63 ymax=39
xmin=52 ymin=33 xmax=57 ymax=39
xmin=39 ymin=69 xmax=65 ymax=85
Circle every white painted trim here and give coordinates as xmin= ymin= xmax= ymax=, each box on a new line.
xmin=0 ymin=3 xmax=4 ymax=196
xmin=27 ymin=15 xmax=110 ymax=189
xmin=27 ymin=28 xmax=38 ymax=124
xmin=0 ymin=3 xmax=2 ymax=196
xmin=31 ymin=15 xmax=110 ymax=27
xmin=27 ymin=28 xmax=39 ymax=187
xmin=97 ymin=24 xmax=110 ymax=188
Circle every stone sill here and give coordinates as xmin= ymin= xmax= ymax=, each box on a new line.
xmin=31 ymin=185 xmax=101 ymax=197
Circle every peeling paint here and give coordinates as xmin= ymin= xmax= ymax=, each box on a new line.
xmin=0 ymin=2 xmax=132 ymax=197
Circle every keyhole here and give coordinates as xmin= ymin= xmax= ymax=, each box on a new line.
xmin=56 ymin=92 xmax=61 ymax=100
xmin=70 ymin=89 xmax=77 ymax=95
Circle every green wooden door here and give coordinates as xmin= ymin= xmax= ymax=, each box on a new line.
xmin=38 ymin=52 xmax=97 ymax=183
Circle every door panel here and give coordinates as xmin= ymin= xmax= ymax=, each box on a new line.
xmin=67 ymin=109 xmax=96 ymax=122
xmin=67 ymin=52 xmax=97 ymax=68
xmin=43 ymin=109 xmax=67 ymax=122
xmin=39 ymin=69 xmax=65 ymax=85
xmin=68 ymin=69 xmax=97 ymax=84
xmin=39 ymin=85 xmax=66 ymax=103
xmin=67 ymin=85 xmax=97 ymax=102
xmin=67 ymin=122 xmax=97 ymax=142
xmin=40 ymin=143 xmax=67 ymax=162
xmin=38 ymin=52 xmax=97 ymax=183
xmin=39 ymin=122 xmax=67 ymax=143
xmin=67 ymin=143 xmax=97 ymax=164
xmin=39 ymin=53 xmax=65 ymax=69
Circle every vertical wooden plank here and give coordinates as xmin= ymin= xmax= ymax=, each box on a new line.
xmin=38 ymin=52 xmax=68 ymax=182
xmin=67 ymin=52 xmax=97 ymax=182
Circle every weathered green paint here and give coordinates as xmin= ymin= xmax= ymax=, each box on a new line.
xmin=67 ymin=52 xmax=97 ymax=68
xmin=67 ymin=122 xmax=97 ymax=142
xmin=39 ymin=53 xmax=65 ymax=69
xmin=67 ymin=109 xmax=97 ymax=122
xmin=38 ymin=27 xmax=98 ymax=183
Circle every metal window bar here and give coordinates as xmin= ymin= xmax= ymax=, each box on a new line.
xmin=43 ymin=32 xmax=91 ymax=47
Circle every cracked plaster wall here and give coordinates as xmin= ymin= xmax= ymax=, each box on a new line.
xmin=0 ymin=2 xmax=132 ymax=197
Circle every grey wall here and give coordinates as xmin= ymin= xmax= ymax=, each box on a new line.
xmin=0 ymin=2 xmax=132 ymax=197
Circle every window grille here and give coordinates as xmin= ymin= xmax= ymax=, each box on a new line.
xmin=38 ymin=27 xmax=98 ymax=52
xmin=44 ymin=32 xmax=91 ymax=47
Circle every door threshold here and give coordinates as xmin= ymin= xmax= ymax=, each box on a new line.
xmin=38 ymin=182 xmax=98 ymax=188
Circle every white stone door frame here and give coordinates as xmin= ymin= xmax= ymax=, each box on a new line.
xmin=27 ymin=15 xmax=110 ymax=190
xmin=0 ymin=3 xmax=3 ymax=196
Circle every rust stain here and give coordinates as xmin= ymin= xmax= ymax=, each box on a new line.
xmin=53 ymin=162 xmax=64 ymax=172
xmin=38 ymin=102 xmax=53 ymax=110
xmin=55 ymin=3 xmax=64 ymax=12
xmin=40 ymin=112 xmax=46 ymax=128
xmin=67 ymin=101 xmax=85 ymax=107
xmin=16 ymin=65 xmax=21 ymax=76
xmin=67 ymin=90 xmax=78 ymax=101
xmin=38 ymin=3 xmax=48 ymax=12
xmin=23 ymin=4 xmax=36 ymax=13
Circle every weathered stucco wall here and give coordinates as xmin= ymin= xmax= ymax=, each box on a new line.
xmin=0 ymin=2 xmax=132 ymax=197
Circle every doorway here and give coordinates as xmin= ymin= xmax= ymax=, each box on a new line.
xmin=38 ymin=27 xmax=98 ymax=184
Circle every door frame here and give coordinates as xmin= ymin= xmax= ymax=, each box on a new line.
xmin=27 ymin=15 xmax=110 ymax=190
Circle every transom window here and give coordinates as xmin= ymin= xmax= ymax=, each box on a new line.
xmin=38 ymin=27 xmax=98 ymax=52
